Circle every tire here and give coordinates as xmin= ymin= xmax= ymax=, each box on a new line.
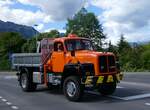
xmin=20 ymin=70 xmax=37 ymax=92
xmin=63 ymin=76 xmax=84 ymax=102
xmin=98 ymin=83 xmax=116 ymax=95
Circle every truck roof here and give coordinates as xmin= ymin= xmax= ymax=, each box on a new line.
xmin=42 ymin=34 xmax=90 ymax=43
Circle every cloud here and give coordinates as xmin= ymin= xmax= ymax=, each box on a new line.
xmin=17 ymin=0 xmax=84 ymax=21
xmin=36 ymin=23 xmax=44 ymax=31
xmin=0 ymin=0 xmax=85 ymax=33
xmin=0 ymin=0 xmax=53 ymax=28
xmin=91 ymin=0 xmax=150 ymax=44
xmin=0 ymin=0 xmax=14 ymax=6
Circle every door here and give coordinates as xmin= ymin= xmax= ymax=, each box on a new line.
xmin=51 ymin=42 xmax=65 ymax=72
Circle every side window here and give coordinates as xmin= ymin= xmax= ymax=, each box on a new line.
xmin=54 ymin=42 xmax=64 ymax=52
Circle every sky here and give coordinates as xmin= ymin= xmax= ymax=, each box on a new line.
xmin=0 ymin=0 xmax=150 ymax=44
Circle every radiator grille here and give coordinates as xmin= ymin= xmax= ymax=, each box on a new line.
xmin=99 ymin=56 xmax=107 ymax=73
xmin=108 ymin=56 xmax=116 ymax=72
xmin=99 ymin=55 xmax=116 ymax=73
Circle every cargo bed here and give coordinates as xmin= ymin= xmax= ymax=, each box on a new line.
xmin=12 ymin=53 xmax=41 ymax=69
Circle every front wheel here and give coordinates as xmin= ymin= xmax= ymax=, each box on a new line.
xmin=63 ymin=76 xmax=84 ymax=101
xmin=98 ymin=83 xmax=116 ymax=95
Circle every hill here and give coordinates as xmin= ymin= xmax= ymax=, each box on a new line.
xmin=0 ymin=20 xmax=39 ymax=38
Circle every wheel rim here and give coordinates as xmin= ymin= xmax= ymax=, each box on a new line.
xmin=66 ymin=81 xmax=77 ymax=97
xmin=21 ymin=74 xmax=27 ymax=89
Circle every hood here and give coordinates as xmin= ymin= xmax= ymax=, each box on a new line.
xmin=71 ymin=50 xmax=114 ymax=65
xmin=75 ymin=50 xmax=114 ymax=58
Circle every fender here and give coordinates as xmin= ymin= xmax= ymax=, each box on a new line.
xmin=63 ymin=63 xmax=81 ymax=78
xmin=62 ymin=63 xmax=95 ymax=83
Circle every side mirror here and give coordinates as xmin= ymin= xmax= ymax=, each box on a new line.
xmin=71 ymin=51 xmax=75 ymax=57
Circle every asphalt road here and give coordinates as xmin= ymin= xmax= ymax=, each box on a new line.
xmin=0 ymin=72 xmax=150 ymax=110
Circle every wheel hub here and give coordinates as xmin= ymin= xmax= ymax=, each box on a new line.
xmin=66 ymin=81 xmax=77 ymax=97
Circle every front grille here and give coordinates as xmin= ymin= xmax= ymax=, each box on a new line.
xmin=99 ymin=55 xmax=116 ymax=73
xmin=108 ymin=56 xmax=116 ymax=72
xmin=99 ymin=56 xmax=107 ymax=73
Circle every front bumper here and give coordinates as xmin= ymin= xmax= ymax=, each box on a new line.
xmin=82 ymin=73 xmax=123 ymax=86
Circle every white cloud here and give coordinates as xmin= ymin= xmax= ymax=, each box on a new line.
xmin=0 ymin=0 xmax=85 ymax=33
xmin=58 ymin=29 xmax=66 ymax=33
xmin=43 ymin=16 xmax=52 ymax=23
xmin=36 ymin=23 xmax=44 ymax=31
xmin=0 ymin=3 xmax=51 ymax=27
xmin=17 ymin=0 xmax=84 ymax=21
xmin=91 ymin=0 xmax=150 ymax=44
xmin=0 ymin=0 xmax=14 ymax=6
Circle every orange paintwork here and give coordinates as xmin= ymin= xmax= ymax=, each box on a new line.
xmin=46 ymin=34 xmax=116 ymax=76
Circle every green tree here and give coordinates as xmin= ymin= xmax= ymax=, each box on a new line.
xmin=141 ymin=50 xmax=150 ymax=71
xmin=141 ymin=43 xmax=150 ymax=71
xmin=22 ymin=30 xmax=60 ymax=53
xmin=37 ymin=29 xmax=60 ymax=40
xmin=0 ymin=32 xmax=25 ymax=70
xmin=66 ymin=7 xmax=105 ymax=50
xmin=130 ymin=44 xmax=144 ymax=70
xmin=117 ymin=34 xmax=132 ymax=71
xmin=0 ymin=32 xmax=25 ymax=56
xmin=118 ymin=34 xmax=131 ymax=53
xmin=107 ymin=41 xmax=118 ymax=55
xmin=21 ymin=37 xmax=36 ymax=53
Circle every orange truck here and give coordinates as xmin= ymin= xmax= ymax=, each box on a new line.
xmin=12 ymin=34 xmax=123 ymax=101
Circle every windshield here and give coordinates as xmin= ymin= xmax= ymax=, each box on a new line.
xmin=65 ymin=39 xmax=94 ymax=51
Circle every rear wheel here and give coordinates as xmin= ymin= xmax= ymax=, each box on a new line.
xmin=63 ymin=76 xmax=84 ymax=101
xmin=98 ymin=83 xmax=116 ymax=95
xmin=20 ymin=70 xmax=37 ymax=92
